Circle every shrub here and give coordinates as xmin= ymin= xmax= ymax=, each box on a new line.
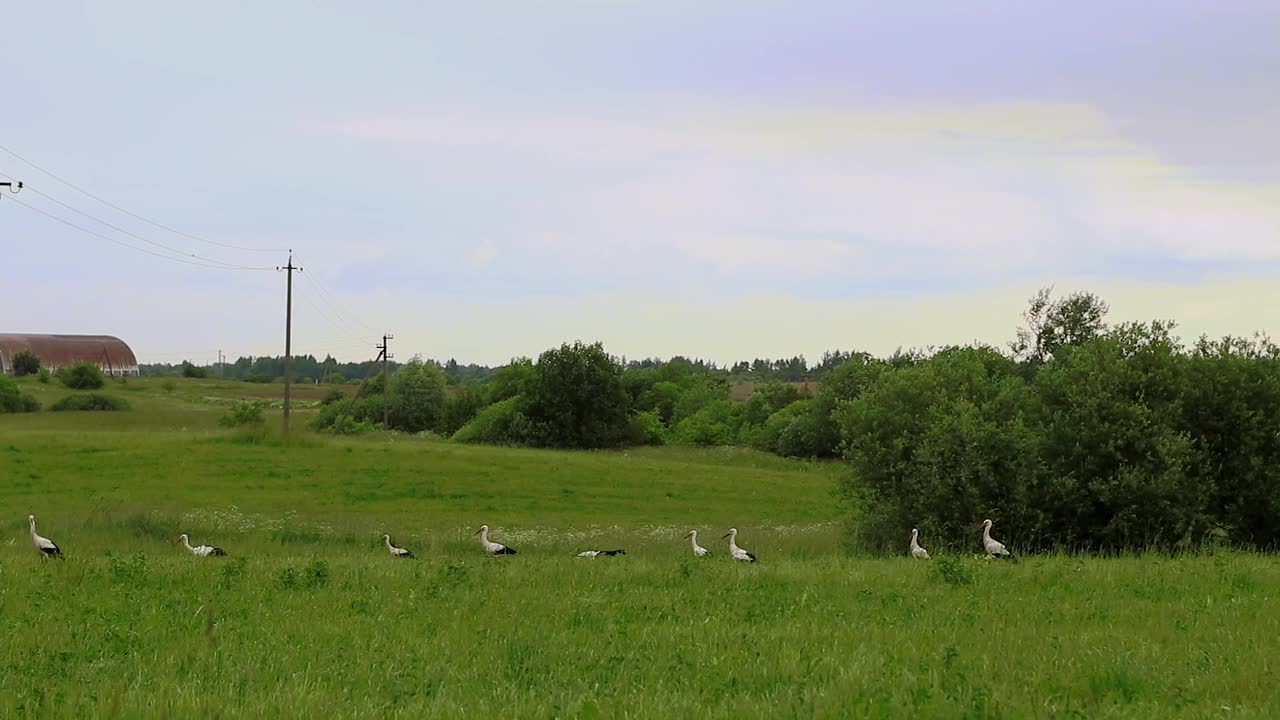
xmin=325 ymin=373 xmax=347 ymax=384
xmin=626 ymin=409 xmax=666 ymax=446
xmin=244 ymin=374 xmax=273 ymax=384
xmin=12 ymin=350 xmax=41 ymax=376
xmin=452 ymin=396 xmax=533 ymax=445
xmin=670 ymin=400 xmax=741 ymax=447
xmin=49 ymin=393 xmax=130 ymax=412
xmin=220 ymin=401 xmax=266 ymax=427
xmin=37 ymin=367 xmax=51 ymax=384
xmin=387 ymin=358 xmax=447 ymax=433
xmin=437 ymin=385 xmax=488 ymax=436
xmin=181 ymin=361 xmax=208 ymax=379
xmin=0 ymin=376 xmax=41 ymax=413
xmin=161 ymin=379 xmax=177 ymax=393
xmin=58 ymin=362 xmax=105 ymax=390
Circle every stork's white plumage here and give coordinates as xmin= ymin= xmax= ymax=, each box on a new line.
xmin=474 ymin=525 xmax=517 ymax=555
xmin=910 ymin=528 xmax=930 ymax=559
xmin=979 ymin=519 xmax=1013 ymax=559
xmin=28 ymin=515 xmax=62 ymax=559
xmin=179 ymin=533 xmax=226 ymax=557
xmin=576 ymin=549 xmax=626 ymax=557
xmin=721 ymin=528 xmax=757 ymax=562
xmin=686 ymin=530 xmax=710 ymax=557
xmin=383 ymin=534 xmax=415 ymax=559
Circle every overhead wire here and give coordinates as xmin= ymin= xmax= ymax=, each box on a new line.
xmin=0 ymin=143 xmax=286 ymax=253
xmin=8 ymin=180 xmax=274 ymax=270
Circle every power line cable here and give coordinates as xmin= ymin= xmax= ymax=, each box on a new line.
xmin=10 ymin=181 xmax=271 ymax=270
xmin=6 ymin=194 xmax=274 ymax=271
xmin=0 ymin=143 xmax=286 ymax=253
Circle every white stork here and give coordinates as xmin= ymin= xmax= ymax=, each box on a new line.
xmin=179 ymin=533 xmax=226 ymax=557
xmin=576 ymin=549 xmax=626 ymax=557
xmin=979 ymin=519 xmax=1014 ymax=560
xmin=383 ymin=534 xmax=415 ymax=559
xmin=474 ymin=525 xmax=517 ymax=555
xmin=685 ymin=530 xmax=710 ymax=557
xmin=910 ymin=528 xmax=930 ymax=559
xmin=28 ymin=515 xmax=62 ymax=559
xmin=721 ymin=528 xmax=757 ymax=562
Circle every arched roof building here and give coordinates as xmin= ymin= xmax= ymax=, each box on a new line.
xmin=0 ymin=334 xmax=139 ymax=376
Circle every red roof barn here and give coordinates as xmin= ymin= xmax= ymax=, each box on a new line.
xmin=0 ymin=334 xmax=139 ymax=376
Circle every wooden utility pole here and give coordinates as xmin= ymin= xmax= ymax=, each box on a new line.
xmin=376 ymin=334 xmax=394 ymax=430
xmin=279 ymin=252 xmax=302 ymax=434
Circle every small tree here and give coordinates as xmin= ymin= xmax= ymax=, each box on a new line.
xmin=1011 ymin=287 xmax=1110 ymax=365
xmin=12 ymin=350 xmax=41 ymax=377
xmin=387 ymin=358 xmax=448 ymax=433
xmin=58 ymin=362 xmax=106 ymax=390
xmin=524 ymin=341 xmax=630 ymax=449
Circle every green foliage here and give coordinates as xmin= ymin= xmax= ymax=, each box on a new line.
xmin=219 ymin=401 xmax=266 ymax=427
xmin=181 ymin=361 xmax=209 ymax=378
xmin=0 ymin=376 xmax=41 ymax=413
xmin=488 ymin=358 xmax=535 ymax=403
xmin=12 ymin=350 xmax=41 ymax=376
xmin=160 ymin=379 xmax=177 ymax=393
xmin=523 ymin=342 xmax=630 ymax=449
xmin=931 ymin=555 xmax=976 ymax=586
xmin=625 ymin=409 xmax=666 ymax=446
xmin=451 ymin=395 xmax=533 ymax=445
xmin=387 ymin=358 xmax=447 ymax=433
xmin=670 ymin=400 xmax=741 ymax=447
xmin=1012 ymin=287 xmax=1110 ymax=365
xmin=50 ymin=393 xmax=130 ymax=412
xmin=58 ymin=361 xmax=106 ymax=390
xmin=437 ymin=384 xmax=488 ymax=436
xmin=36 ymin=367 xmax=51 ymax=384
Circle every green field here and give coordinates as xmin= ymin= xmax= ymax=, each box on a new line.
xmin=2 ymin=378 xmax=1278 ymax=718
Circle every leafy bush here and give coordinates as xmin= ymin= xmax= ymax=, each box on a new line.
xmin=387 ymin=358 xmax=447 ymax=433
xmin=36 ymin=367 xmax=51 ymax=384
xmin=49 ymin=393 xmax=130 ymax=412
xmin=522 ymin=342 xmax=630 ymax=449
xmin=58 ymin=362 xmax=106 ymax=390
xmin=0 ymin=376 xmax=41 ymax=413
xmin=12 ymin=350 xmax=41 ymax=376
xmin=160 ymin=379 xmax=177 ymax=393
xmin=181 ymin=361 xmax=208 ymax=378
xmin=244 ymin=374 xmax=273 ymax=384
xmin=452 ymin=396 xmax=533 ymax=445
xmin=219 ymin=400 xmax=266 ymax=427
xmin=670 ymin=400 xmax=741 ymax=447
xmin=437 ymin=385 xmax=488 ymax=436
xmin=626 ymin=409 xmax=666 ymax=446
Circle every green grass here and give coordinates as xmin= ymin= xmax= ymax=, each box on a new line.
xmin=1 ymin=377 xmax=1278 ymax=717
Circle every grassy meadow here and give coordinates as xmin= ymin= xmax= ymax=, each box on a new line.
xmin=1 ymin=376 xmax=1279 ymax=718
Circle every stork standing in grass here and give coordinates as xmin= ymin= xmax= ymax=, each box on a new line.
xmin=383 ymin=534 xmax=415 ymax=559
xmin=979 ymin=519 xmax=1014 ymax=560
xmin=179 ymin=533 xmax=226 ymax=557
xmin=474 ymin=525 xmax=517 ymax=555
xmin=576 ymin=549 xmax=626 ymax=557
xmin=910 ymin=528 xmax=930 ymax=559
xmin=721 ymin=528 xmax=757 ymax=562
xmin=686 ymin=530 xmax=710 ymax=557
xmin=28 ymin=515 xmax=62 ymax=559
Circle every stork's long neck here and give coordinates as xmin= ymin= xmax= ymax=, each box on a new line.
xmin=728 ymin=534 xmax=739 ymax=553
xmin=479 ymin=528 xmax=489 ymax=546
xmin=982 ymin=524 xmax=993 ymax=544
xmin=910 ymin=531 xmax=921 ymax=551
xmin=689 ymin=532 xmax=699 ymax=550
xmin=182 ymin=536 xmax=194 ymax=551
xmin=29 ymin=520 xmax=38 ymax=540
xmin=384 ymin=536 xmax=394 ymax=550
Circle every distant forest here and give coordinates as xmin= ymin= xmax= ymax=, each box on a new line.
xmin=139 ymin=352 xmax=838 ymax=385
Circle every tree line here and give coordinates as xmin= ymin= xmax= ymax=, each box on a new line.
xmin=298 ymin=289 xmax=1280 ymax=553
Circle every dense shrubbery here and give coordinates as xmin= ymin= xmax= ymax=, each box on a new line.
xmin=182 ymin=361 xmax=208 ymax=378
xmin=58 ymin=362 xmax=106 ymax=390
xmin=220 ymin=401 xmax=266 ymax=427
xmin=0 ymin=376 xmax=41 ymax=413
xmin=12 ymin=350 xmax=41 ymax=376
xmin=50 ymin=393 xmax=130 ymax=411
xmin=311 ymin=358 xmax=447 ymax=434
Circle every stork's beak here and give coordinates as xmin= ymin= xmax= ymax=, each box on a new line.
xmin=721 ymin=532 xmax=731 ymax=539
xmin=473 ymin=528 xmax=483 ymax=535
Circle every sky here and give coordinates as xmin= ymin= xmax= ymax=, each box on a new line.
xmin=2 ymin=1 xmax=1279 ymax=367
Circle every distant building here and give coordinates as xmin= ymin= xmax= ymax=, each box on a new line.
xmin=0 ymin=334 xmax=139 ymax=376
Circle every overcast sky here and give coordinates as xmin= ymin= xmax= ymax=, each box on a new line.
xmin=3 ymin=1 xmax=1278 ymax=366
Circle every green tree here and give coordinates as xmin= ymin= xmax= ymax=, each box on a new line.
xmin=0 ymin=375 xmax=41 ymax=413
xmin=1012 ymin=287 xmax=1110 ymax=365
xmin=12 ymin=350 xmax=41 ymax=377
xmin=388 ymin=358 xmax=447 ymax=433
xmin=182 ymin=361 xmax=208 ymax=378
xmin=524 ymin=342 xmax=629 ymax=449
